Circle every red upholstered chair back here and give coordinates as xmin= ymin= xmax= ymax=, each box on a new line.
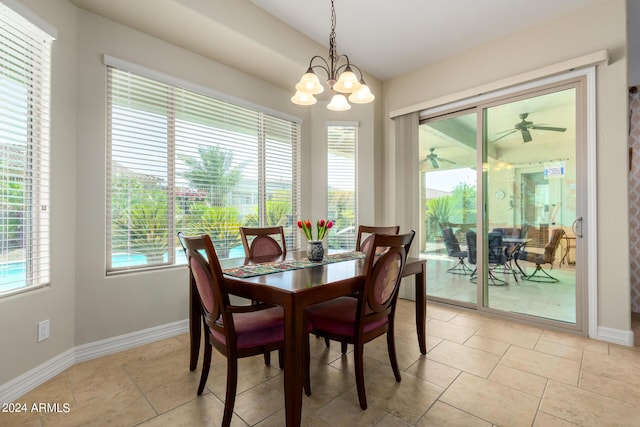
xmin=240 ymin=226 xmax=286 ymax=259
xmin=360 ymin=231 xmax=415 ymax=322
xmin=182 ymin=234 xmax=230 ymax=335
xmin=355 ymin=225 xmax=400 ymax=253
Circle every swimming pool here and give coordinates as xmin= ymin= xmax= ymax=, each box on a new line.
xmin=0 ymin=245 xmax=246 ymax=292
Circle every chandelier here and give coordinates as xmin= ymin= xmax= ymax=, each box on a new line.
xmin=291 ymin=0 xmax=374 ymax=111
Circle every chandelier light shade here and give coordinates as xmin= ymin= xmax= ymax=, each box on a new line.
xmin=295 ymin=69 xmax=324 ymax=94
xmin=291 ymin=0 xmax=374 ymax=110
xmin=327 ymin=93 xmax=351 ymax=111
xmin=291 ymin=90 xmax=317 ymax=106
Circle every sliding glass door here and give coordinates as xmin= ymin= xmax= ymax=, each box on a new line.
xmin=420 ymin=77 xmax=585 ymax=329
xmin=420 ymin=111 xmax=477 ymax=306
xmin=483 ymin=86 xmax=579 ymax=324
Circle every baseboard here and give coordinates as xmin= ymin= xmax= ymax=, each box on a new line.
xmin=0 ymin=348 xmax=75 ymax=405
xmin=0 ymin=319 xmax=189 ymax=404
xmin=596 ymin=325 xmax=635 ymax=347
xmin=75 ymin=319 xmax=189 ymax=363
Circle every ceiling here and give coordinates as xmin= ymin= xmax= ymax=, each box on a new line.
xmin=249 ymin=0 xmax=604 ymax=81
xmin=67 ymin=0 xmax=596 ymax=169
xmin=69 ymin=0 xmax=606 ymax=85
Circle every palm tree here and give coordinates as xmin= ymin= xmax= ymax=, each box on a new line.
xmin=181 ymin=145 xmax=243 ymax=207
xmin=113 ymin=188 xmax=168 ymax=263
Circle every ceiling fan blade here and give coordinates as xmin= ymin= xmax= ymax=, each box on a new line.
xmin=493 ymin=130 xmax=518 ymax=142
xmin=521 ymin=128 xmax=532 ymax=143
xmin=430 ymin=157 xmax=439 ymax=168
xmin=495 ymin=129 xmax=518 ymax=135
xmin=439 ymin=158 xmax=456 ymax=164
xmin=529 ymin=125 xmax=567 ymax=132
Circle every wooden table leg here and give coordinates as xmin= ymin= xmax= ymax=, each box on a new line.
xmin=283 ymin=296 xmax=304 ymax=427
xmin=189 ymin=274 xmax=201 ymax=371
xmin=415 ymin=262 xmax=427 ymax=354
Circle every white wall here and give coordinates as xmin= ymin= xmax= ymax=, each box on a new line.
xmin=383 ymin=0 xmax=630 ymax=334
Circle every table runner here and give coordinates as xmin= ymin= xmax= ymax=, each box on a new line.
xmin=223 ymin=251 xmax=366 ymax=278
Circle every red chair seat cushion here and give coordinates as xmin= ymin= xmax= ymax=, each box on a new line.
xmin=211 ymin=307 xmax=284 ymax=349
xmin=306 ymin=297 xmax=388 ymax=336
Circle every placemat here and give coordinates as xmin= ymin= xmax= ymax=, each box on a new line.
xmin=223 ymin=251 xmax=366 ymax=278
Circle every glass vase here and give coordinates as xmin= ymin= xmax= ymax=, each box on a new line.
xmin=306 ymin=240 xmax=324 ymax=262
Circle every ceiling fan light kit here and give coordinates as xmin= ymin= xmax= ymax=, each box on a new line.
xmin=291 ymin=0 xmax=374 ymax=111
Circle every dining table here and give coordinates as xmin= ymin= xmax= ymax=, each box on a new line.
xmin=187 ymin=250 xmax=426 ymax=427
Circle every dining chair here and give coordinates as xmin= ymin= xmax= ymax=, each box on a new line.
xmin=514 ymin=227 xmax=566 ymax=282
xmin=239 ymin=226 xmax=286 ymax=259
xmin=305 ymin=230 xmax=415 ymax=409
xmin=355 ymin=225 xmax=400 ymax=252
xmin=316 ymin=224 xmax=401 ymax=350
xmin=181 ymin=233 xmax=303 ymax=427
xmin=178 ymin=231 xmax=202 ymax=372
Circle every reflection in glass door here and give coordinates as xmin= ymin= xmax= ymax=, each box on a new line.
xmin=484 ymin=87 xmax=578 ymax=323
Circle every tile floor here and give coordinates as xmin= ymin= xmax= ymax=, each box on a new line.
xmin=4 ymin=300 xmax=640 ymax=427
xmin=425 ymin=253 xmax=577 ymax=323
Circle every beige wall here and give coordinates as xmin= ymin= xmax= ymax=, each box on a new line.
xmin=73 ymin=9 xmax=378 ymax=344
xmin=0 ymin=0 xmax=78 ymax=385
xmin=1 ymin=0 xmax=381 ymax=387
xmin=72 ymin=9 xmax=310 ymax=345
xmin=383 ymin=0 xmax=630 ymax=334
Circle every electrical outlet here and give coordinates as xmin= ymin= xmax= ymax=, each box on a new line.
xmin=38 ymin=319 xmax=50 ymax=342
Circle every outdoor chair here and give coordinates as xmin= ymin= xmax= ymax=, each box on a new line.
xmin=487 ymin=232 xmax=511 ymax=285
xmin=466 ymin=231 xmax=515 ymax=285
xmin=514 ymin=228 xmax=566 ymax=282
xmin=442 ymin=227 xmax=472 ymax=275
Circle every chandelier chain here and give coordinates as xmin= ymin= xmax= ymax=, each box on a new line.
xmin=329 ymin=0 xmax=337 ymax=79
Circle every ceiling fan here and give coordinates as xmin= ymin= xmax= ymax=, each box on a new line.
xmin=422 ymin=147 xmax=456 ymax=169
xmin=494 ymin=113 xmax=566 ymax=143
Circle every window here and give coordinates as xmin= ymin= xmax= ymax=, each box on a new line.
xmin=0 ymin=2 xmax=54 ymax=296
xmin=327 ymin=124 xmax=357 ymax=249
xmin=106 ymin=65 xmax=300 ymax=272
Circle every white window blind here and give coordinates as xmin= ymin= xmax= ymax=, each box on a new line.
xmin=0 ymin=2 xmax=52 ymax=296
xmin=107 ymin=66 xmax=300 ymax=272
xmin=327 ymin=125 xmax=357 ymax=250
